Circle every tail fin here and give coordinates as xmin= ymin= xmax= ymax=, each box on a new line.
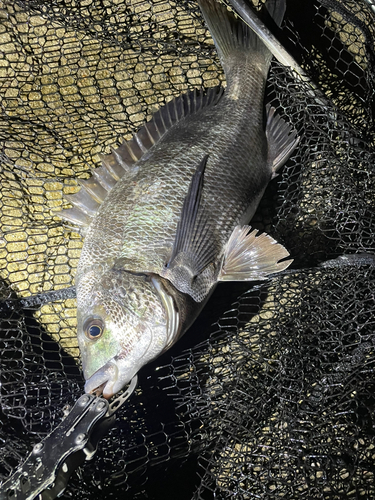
xmin=264 ymin=0 xmax=286 ymax=28
xmin=198 ymin=0 xmax=286 ymax=74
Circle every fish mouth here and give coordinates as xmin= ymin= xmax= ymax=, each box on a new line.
xmin=84 ymin=361 xmax=118 ymax=399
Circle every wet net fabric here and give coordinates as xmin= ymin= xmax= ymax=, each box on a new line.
xmin=1 ymin=0 xmax=375 ymax=498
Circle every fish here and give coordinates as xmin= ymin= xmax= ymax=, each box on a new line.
xmin=59 ymin=0 xmax=299 ymax=399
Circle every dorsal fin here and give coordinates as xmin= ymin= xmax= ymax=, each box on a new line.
xmin=58 ymin=86 xmax=224 ymax=234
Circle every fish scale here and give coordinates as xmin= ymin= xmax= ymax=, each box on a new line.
xmin=60 ymin=0 xmax=299 ymax=398
xmin=79 ymin=93 xmax=267 ymax=279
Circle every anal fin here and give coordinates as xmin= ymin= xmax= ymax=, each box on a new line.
xmin=219 ymin=225 xmax=292 ymax=281
xmin=266 ymin=104 xmax=299 ymax=177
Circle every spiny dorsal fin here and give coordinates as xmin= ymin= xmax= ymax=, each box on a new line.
xmin=266 ymin=104 xmax=299 ymax=177
xmin=219 ymin=225 xmax=293 ymax=281
xmin=77 ymin=177 xmax=107 ymax=204
xmin=59 ymin=87 xmax=224 ymax=234
xmin=58 ymin=208 xmax=92 ymax=235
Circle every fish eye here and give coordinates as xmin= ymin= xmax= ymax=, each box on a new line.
xmin=84 ymin=318 xmax=105 ymax=340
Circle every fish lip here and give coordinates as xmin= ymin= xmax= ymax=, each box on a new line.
xmin=84 ymin=361 xmax=118 ymax=399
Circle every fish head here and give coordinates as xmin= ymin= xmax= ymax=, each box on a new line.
xmin=76 ymin=268 xmax=178 ymax=399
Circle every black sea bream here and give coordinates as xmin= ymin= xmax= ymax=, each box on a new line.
xmin=60 ymin=0 xmax=298 ymax=398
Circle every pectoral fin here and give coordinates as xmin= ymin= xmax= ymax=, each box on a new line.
xmin=165 ymin=154 xmax=219 ymax=277
xmin=161 ymin=154 xmax=220 ymax=302
xmin=218 ymin=225 xmax=293 ymax=281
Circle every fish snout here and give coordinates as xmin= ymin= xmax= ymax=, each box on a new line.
xmin=84 ymin=360 xmax=118 ymax=399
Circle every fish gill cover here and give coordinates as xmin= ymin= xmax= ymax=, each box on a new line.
xmin=0 ymin=0 xmax=375 ymax=499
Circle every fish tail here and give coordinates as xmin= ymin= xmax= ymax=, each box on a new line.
xmin=198 ymin=0 xmax=286 ymax=76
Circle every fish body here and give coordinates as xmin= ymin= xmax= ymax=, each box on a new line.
xmin=61 ymin=0 xmax=298 ymax=398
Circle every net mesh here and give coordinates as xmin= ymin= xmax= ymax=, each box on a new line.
xmin=1 ymin=0 xmax=375 ymax=498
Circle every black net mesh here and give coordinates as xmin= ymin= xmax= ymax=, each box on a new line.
xmin=1 ymin=0 xmax=375 ymax=498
